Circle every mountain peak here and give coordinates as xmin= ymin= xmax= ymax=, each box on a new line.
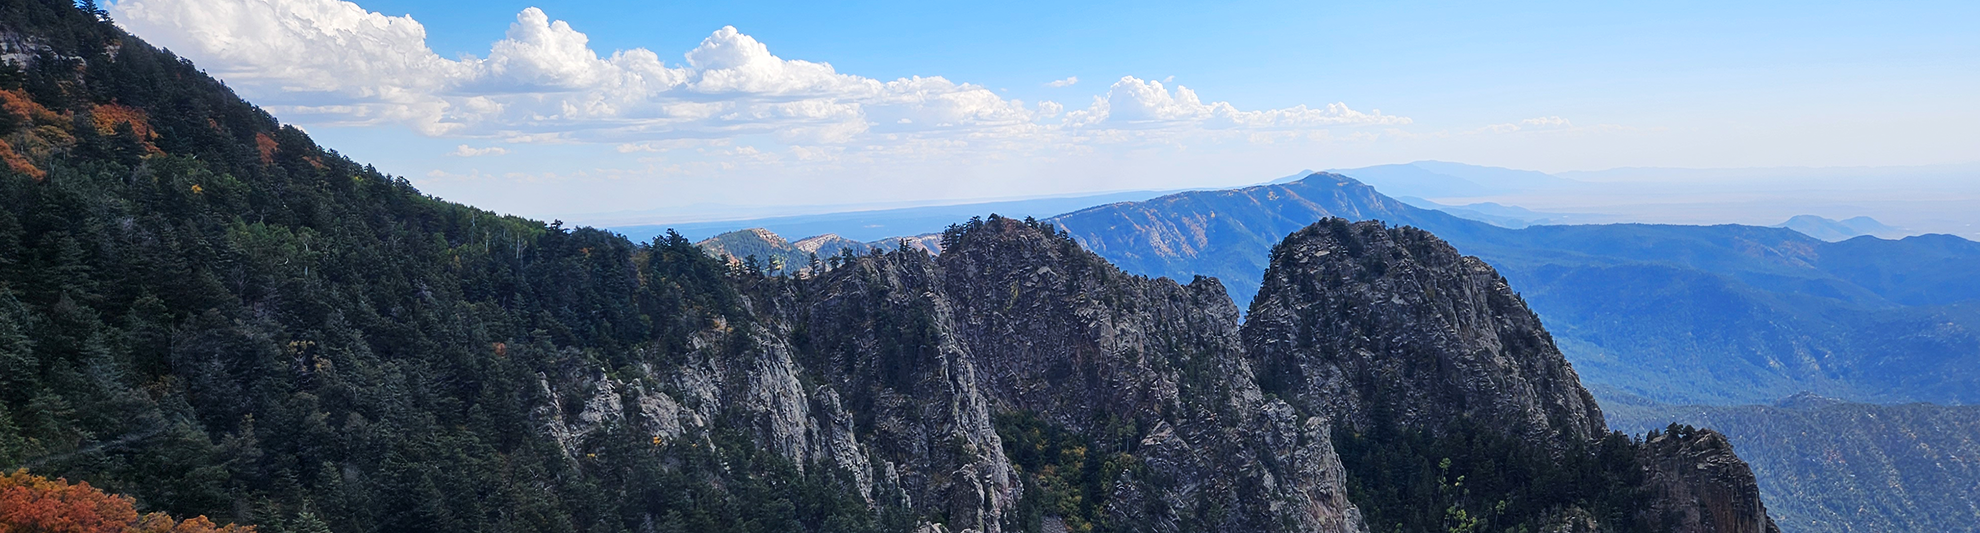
xmin=933 ymin=214 xmax=1097 ymax=269
xmin=1243 ymin=218 xmax=1607 ymax=446
xmin=1776 ymin=214 xmax=1907 ymax=241
xmin=1266 ymin=168 xmax=1319 ymax=184
xmin=1045 ymin=173 xmax=1452 ymax=309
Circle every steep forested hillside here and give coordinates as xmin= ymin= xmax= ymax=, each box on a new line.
xmin=0 ymin=3 xmax=889 ymax=531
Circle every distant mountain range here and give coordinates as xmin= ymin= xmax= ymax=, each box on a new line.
xmin=612 ymin=189 xmax=1178 ymax=243
xmin=1042 ymin=172 xmax=1980 ymax=406
xmin=1775 ymin=215 xmax=1909 ymax=241
xmin=687 ymin=172 xmax=1980 ymax=407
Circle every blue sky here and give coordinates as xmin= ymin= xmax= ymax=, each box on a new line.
xmin=107 ymin=0 xmax=1979 ymax=224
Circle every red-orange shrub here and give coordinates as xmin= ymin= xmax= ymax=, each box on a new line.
xmin=0 ymin=470 xmax=253 ymax=533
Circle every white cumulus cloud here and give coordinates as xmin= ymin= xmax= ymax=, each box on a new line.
xmin=1066 ymin=77 xmax=1410 ymax=130
xmin=449 ymin=145 xmax=509 ymax=157
xmin=1472 ymin=116 xmax=1577 ymax=134
xmin=111 ymin=0 xmax=1408 ymax=153
xmin=1520 ymin=116 xmax=1572 ymax=128
xmin=1046 ymin=76 xmax=1078 ymax=88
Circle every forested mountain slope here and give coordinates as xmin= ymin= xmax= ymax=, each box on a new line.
xmin=0 ymin=2 xmax=1778 ymax=532
xmin=1045 ymin=173 xmax=1980 ymax=406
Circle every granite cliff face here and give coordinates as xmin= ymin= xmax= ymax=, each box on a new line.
xmin=1242 ymin=218 xmax=1606 ymax=448
xmin=520 ymin=216 xmax=1790 ymax=533
xmin=1638 ymin=427 xmax=1782 ymax=533
xmin=529 ymin=217 xmax=1369 ymax=532
xmin=1237 ymin=219 xmax=1779 ymax=532
xmin=921 ymin=219 xmax=1362 ymax=533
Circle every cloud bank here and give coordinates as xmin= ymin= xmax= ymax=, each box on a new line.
xmin=449 ymin=145 xmax=508 ymax=157
xmin=111 ymin=0 xmax=1405 ymax=151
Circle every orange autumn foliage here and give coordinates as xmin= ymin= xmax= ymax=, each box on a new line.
xmin=0 ymin=89 xmax=63 ymax=180
xmin=87 ymin=104 xmax=161 ymax=155
xmin=0 ymin=89 xmax=64 ymax=126
xmin=87 ymin=104 xmax=154 ymax=138
xmin=0 ymin=470 xmax=254 ymax=533
xmin=254 ymin=133 xmax=277 ymax=165
xmin=0 ymin=138 xmax=43 ymax=180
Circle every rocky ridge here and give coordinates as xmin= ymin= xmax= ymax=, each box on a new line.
xmin=533 ymin=216 xmax=1779 ymax=532
xmin=696 ymin=228 xmax=942 ymax=273
xmin=541 ymin=217 xmax=1369 ymax=532
xmin=1238 ymin=219 xmax=1780 ymax=532
xmin=1243 ymin=218 xmax=1607 ymax=448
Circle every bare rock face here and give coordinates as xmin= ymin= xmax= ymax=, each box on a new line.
xmin=535 ymin=216 xmax=1368 ymax=533
xmin=1638 ymin=426 xmax=1783 ymax=533
xmin=790 ymin=248 xmax=1019 ymax=533
xmin=1242 ymin=218 xmax=1780 ymax=533
xmin=1242 ymin=218 xmax=1606 ymax=447
xmin=926 ymin=218 xmax=1364 ymax=533
xmin=526 ymin=216 xmax=1777 ymax=533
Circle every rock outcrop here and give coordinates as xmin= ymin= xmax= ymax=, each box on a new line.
xmin=535 ymin=216 xmax=1780 ymax=533
xmin=536 ymin=217 xmax=1370 ymax=533
xmin=1243 ymin=218 xmax=1606 ymax=447
xmin=1240 ymin=218 xmax=1779 ymax=532
xmin=1638 ymin=426 xmax=1783 ymax=533
xmin=1608 ymin=400 xmax=1980 ymax=533
xmin=925 ymin=218 xmax=1362 ymax=533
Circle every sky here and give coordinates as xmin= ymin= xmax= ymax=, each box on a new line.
xmin=106 ymin=0 xmax=1980 ymax=225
